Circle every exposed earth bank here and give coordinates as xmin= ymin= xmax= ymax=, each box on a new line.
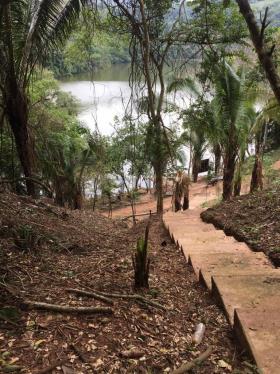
xmin=201 ymin=186 xmax=280 ymax=267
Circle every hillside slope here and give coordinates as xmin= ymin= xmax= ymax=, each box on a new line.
xmin=0 ymin=192 xmax=254 ymax=373
xmin=201 ymin=185 xmax=280 ymax=267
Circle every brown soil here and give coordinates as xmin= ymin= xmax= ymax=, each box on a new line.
xmin=201 ymin=186 xmax=280 ymax=268
xmin=107 ymin=179 xmax=223 ymax=220
xmin=0 ymin=192 xmax=255 ymax=373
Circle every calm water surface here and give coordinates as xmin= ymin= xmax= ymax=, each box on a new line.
xmin=59 ymin=64 xmax=131 ymax=135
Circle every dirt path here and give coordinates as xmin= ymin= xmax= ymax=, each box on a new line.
xmin=109 ymin=179 xmax=224 ymax=219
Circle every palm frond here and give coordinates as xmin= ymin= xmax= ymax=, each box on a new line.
xmin=167 ymin=77 xmax=199 ymax=96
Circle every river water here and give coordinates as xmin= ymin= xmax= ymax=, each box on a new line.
xmin=59 ymin=64 xmax=131 ymax=135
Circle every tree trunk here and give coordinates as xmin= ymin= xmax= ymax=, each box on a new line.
xmin=236 ymin=0 xmax=280 ymax=105
xmin=250 ymin=155 xmax=263 ymax=192
xmin=192 ymin=152 xmax=201 ymax=182
xmin=223 ymin=149 xmax=236 ymax=200
xmin=73 ymin=187 xmax=83 ymax=210
xmin=6 ymin=91 xmax=35 ymax=196
xmin=54 ymin=176 xmax=65 ymax=207
xmin=213 ymin=144 xmax=221 ymax=175
xmin=174 ymin=181 xmax=181 ymax=212
xmin=92 ymin=178 xmax=98 ymax=211
xmin=250 ymin=132 xmax=264 ymax=192
xmin=135 ymin=175 xmax=140 ymax=190
xmin=182 ymin=188 xmax=189 ymax=210
xmin=154 ymin=162 xmax=163 ymax=214
xmin=234 ymin=173 xmax=242 ymax=196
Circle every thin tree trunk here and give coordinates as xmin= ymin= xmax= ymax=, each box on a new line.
xmin=54 ymin=176 xmax=65 ymax=207
xmin=6 ymin=96 xmax=35 ymax=196
xmin=223 ymin=149 xmax=236 ymax=200
xmin=236 ymin=0 xmax=280 ymax=105
xmin=92 ymin=177 xmax=98 ymax=211
xmin=234 ymin=171 xmax=242 ymax=196
xmin=192 ymin=152 xmax=201 ymax=182
xmin=250 ymin=133 xmax=264 ymax=192
xmin=73 ymin=186 xmax=83 ymax=210
xmin=250 ymin=154 xmax=263 ymax=192
xmin=154 ymin=161 xmax=163 ymax=214
xmin=213 ymin=144 xmax=221 ymax=175
xmin=234 ymin=175 xmax=242 ymax=196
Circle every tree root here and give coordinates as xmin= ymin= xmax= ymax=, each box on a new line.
xmin=171 ymin=346 xmax=213 ymax=374
xmin=23 ymin=300 xmax=113 ymax=314
xmin=66 ymin=288 xmax=114 ymax=305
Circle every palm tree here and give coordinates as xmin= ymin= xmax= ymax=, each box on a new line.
xmin=0 ymin=0 xmax=86 ymax=195
xmin=211 ymin=61 xmax=256 ymax=200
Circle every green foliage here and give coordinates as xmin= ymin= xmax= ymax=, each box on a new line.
xmin=211 ymin=61 xmax=256 ymax=152
xmin=133 ymin=224 xmax=150 ymax=288
xmin=108 ymin=117 xmax=150 ymax=191
xmin=47 ymin=9 xmax=130 ymax=77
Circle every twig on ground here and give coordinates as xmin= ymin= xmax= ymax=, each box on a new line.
xmin=70 ymin=343 xmax=88 ymax=363
xmin=70 ymin=343 xmax=95 ymax=371
xmin=66 ymin=288 xmax=114 ymax=305
xmin=171 ymin=346 xmax=213 ymax=374
xmin=22 ymin=300 xmax=113 ymax=314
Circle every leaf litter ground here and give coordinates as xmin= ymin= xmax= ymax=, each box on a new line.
xmin=0 ymin=192 xmax=257 ymax=373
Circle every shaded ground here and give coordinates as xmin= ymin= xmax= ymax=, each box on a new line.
xmin=201 ymin=186 xmax=280 ymax=267
xmin=0 ymin=192 xmax=256 ymax=373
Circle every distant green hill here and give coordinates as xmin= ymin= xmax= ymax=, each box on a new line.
xmin=251 ymin=0 xmax=280 ymax=25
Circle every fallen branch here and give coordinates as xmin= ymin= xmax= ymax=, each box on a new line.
xmin=35 ymin=359 xmax=68 ymax=374
xmin=89 ymin=290 xmax=166 ymax=311
xmin=120 ymin=348 xmax=145 ymax=359
xmin=0 ymin=177 xmax=53 ymax=195
xmin=23 ymin=300 xmax=113 ymax=314
xmin=171 ymin=346 xmax=213 ymax=374
xmin=66 ymin=288 xmax=113 ymax=305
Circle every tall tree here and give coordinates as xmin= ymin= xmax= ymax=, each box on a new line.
xmin=0 ymin=0 xmax=86 ymax=195
xmin=212 ymin=61 xmax=256 ymax=200
xmin=103 ymin=0 xmax=176 ymax=213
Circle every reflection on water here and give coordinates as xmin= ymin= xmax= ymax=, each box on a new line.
xmin=59 ymin=64 xmax=131 ymax=135
xmin=59 ymin=64 xmax=193 ymax=136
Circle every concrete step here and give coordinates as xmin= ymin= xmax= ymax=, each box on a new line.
xmin=176 ymin=231 xmax=231 ymax=249
xmin=163 ymin=210 xmax=279 ymax=374
xmin=168 ymin=223 xmax=215 ymax=232
xmin=211 ymin=272 xmax=280 ymax=324
xmin=181 ymin=241 xmax=251 ymax=258
xmin=173 ymin=231 xmax=228 ymax=248
xmin=188 ymin=252 xmax=272 ymax=289
xmin=234 ymin=306 xmax=280 ymax=374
